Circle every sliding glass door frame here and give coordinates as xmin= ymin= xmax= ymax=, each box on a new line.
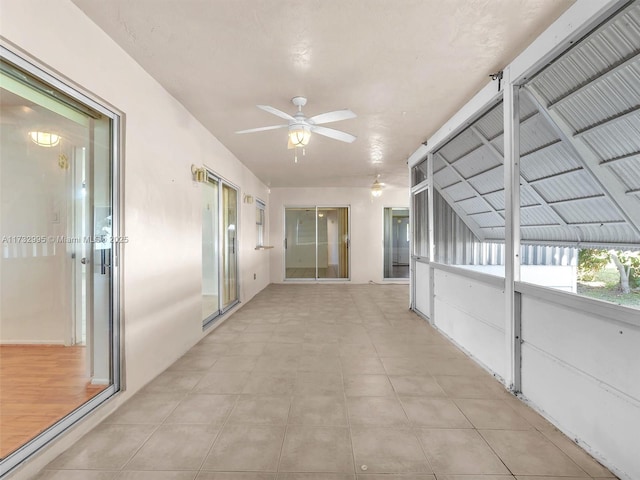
xmin=0 ymin=46 xmax=122 ymax=476
xmin=202 ymin=170 xmax=239 ymax=328
xmin=282 ymin=205 xmax=351 ymax=281
xmin=382 ymin=205 xmax=410 ymax=281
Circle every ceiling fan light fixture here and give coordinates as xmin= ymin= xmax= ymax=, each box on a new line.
xmin=371 ymin=179 xmax=383 ymax=197
xmin=28 ymin=131 xmax=61 ymax=147
xmin=288 ymin=124 xmax=311 ymax=147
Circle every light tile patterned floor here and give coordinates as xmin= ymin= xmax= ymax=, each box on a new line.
xmin=36 ymin=284 xmax=616 ymax=480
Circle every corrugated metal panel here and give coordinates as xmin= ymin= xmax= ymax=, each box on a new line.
xmin=520 ymin=205 xmax=561 ymax=226
xmin=520 ymin=113 xmax=560 ymax=153
xmin=571 ymin=223 xmax=640 ymax=244
xmin=443 ymin=181 xmax=478 ymax=202
xmin=581 ymin=113 xmax=640 ymax=160
xmin=433 ymin=189 xmax=481 ymax=265
xmin=484 ymin=190 xmax=505 ymax=211
xmin=521 ymin=225 xmax=582 ymax=243
xmin=473 ymin=211 xmax=504 ymax=228
xmin=433 ymin=155 xmax=447 ymax=173
xmin=484 ymin=227 xmax=505 ymax=241
xmin=438 ymin=129 xmax=482 ymax=163
xmin=475 ymin=102 xmax=504 ymax=140
xmin=553 ymin=197 xmax=625 ymax=224
xmin=468 ymin=165 xmax=504 ymax=194
xmin=530 ymin=3 xmax=640 ymax=103
xmin=520 ymin=93 xmax=539 ymax=119
xmin=520 ymin=185 xmax=543 ymax=207
xmin=520 ymin=142 xmax=582 ymax=182
xmin=426 ymin=2 xmax=640 ymax=248
xmin=433 ymin=167 xmax=461 ymax=189
xmin=609 ymin=160 xmax=640 ymax=192
xmin=534 ymin=170 xmax=603 ymax=202
xmin=554 ymin=65 xmax=640 ymax=134
xmin=520 ymin=245 xmax=578 ymax=266
xmin=454 ymin=145 xmax=501 ymax=179
xmin=457 ymin=196 xmax=492 ymax=215
xmin=490 ymin=135 xmax=505 ymax=156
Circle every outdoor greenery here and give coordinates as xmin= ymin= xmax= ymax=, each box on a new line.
xmin=577 ymin=248 xmax=640 ymax=308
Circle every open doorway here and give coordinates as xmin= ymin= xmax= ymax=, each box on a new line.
xmin=384 ymin=207 xmax=410 ymax=279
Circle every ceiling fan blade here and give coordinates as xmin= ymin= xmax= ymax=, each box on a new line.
xmin=308 ymin=109 xmax=356 ymax=125
xmin=235 ymin=124 xmax=288 ymax=134
xmin=310 ymin=125 xmax=356 ymax=143
xmin=256 ymin=105 xmax=296 ymax=121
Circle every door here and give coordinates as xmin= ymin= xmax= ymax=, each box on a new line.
xmin=285 ymin=208 xmax=317 ymax=279
xmin=0 ymin=51 xmax=119 ymax=467
xmin=384 ymin=207 xmax=409 ymax=279
xmin=285 ymin=206 xmax=349 ymax=280
xmin=201 ymin=177 xmax=220 ymax=321
xmin=221 ymin=183 xmax=238 ymax=310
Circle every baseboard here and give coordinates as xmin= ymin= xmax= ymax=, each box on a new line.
xmin=0 ymin=340 xmax=65 ymax=345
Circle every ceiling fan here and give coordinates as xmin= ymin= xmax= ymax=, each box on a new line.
xmin=236 ymin=96 xmax=357 ymax=150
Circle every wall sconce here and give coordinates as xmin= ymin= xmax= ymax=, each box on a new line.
xmin=29 ymin=131 xmax=60 ymax=147
xmin=243 ymin=194 xmax=254 ymax=204
xmin=191 ymin=165 xmax=206 ymax=182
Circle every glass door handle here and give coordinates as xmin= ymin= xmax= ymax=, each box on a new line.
xmin=232 ymin=237 xmax=235 ymax=255
xmin=284 ymin=238 xmax=287 ymax=249
xmin=80 ymin=257 xmax=87 ymax=264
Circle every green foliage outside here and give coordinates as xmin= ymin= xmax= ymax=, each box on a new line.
xmin=577 ymin=249 xmax=640 ymax=306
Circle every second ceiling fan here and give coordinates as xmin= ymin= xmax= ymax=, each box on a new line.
xmin=236 ymin=96 xmax=357 ymax=150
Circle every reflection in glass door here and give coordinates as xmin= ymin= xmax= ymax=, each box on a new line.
xmin=285 ymin=206 xmax=349 ymax=280
xmin=222 ymin=183 xmax=238 ymax=310
xmin=201 ymin=175 xmax=238 ymax=326
xmin=201 ymin=177 xmax=220 ymax=321
xmin=0 ymin=50 xmax=119 ymax=469
xmin=384 ymin=208 xmax=410 ymax=279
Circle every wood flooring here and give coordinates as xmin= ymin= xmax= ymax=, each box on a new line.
xmin=0 ymin=345 xmax=107 ymax=459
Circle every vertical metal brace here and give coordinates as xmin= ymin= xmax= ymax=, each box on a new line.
xmin=514 ymin=290 xmax=522 ymax=393
xmin=427 ymin=153 xmax=436 ymax=325
xmin=503 ymin=67 xmax=521 ymax=392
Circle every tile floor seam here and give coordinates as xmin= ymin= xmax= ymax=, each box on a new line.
xmin=274 ymin=393 xmax=294 ymax=473
xmin=194 ymin=388 xmax=240 ymax=473
xmin=340 ymin=341 xmax=358 ymax=476
xmin=116 ymin=423 xmax=162 ymax=472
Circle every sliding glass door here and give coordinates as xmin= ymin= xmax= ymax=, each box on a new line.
xmin=384 ymin=207 xmax=410 ymax=279
xmin=0 ymin=49 xmax=120 ymax=471
xmin=284 ymin=206 xmax=349 ymax=280
xmin=201 ymin=173 xmax=238 ymax=326
xmin=222 ymin=183 xmax=238 ymax=310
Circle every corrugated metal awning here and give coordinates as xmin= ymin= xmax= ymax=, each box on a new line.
xmin=431 ymin=1 xmax=640 ymax=248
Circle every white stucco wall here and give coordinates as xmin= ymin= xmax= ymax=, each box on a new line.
xmin=0 ymin=0 xmax=270 ymax=476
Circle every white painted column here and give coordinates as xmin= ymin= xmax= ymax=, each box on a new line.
xmin=503 ymin=67 xmax=521 ymax=392
xmin=427 ymin=153 xmax=435 ymax=324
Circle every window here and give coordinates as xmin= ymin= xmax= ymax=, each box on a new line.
xmin=256 ymin=199 xmax=266 ymax=247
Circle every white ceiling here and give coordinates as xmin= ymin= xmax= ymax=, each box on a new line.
xmin=72 ymin=0 xmax=574 ymax=189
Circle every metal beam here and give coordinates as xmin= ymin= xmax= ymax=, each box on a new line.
xmin=436 ymin=151 xmax=500 ymax=217
xmin=521 ymin=139 xmax=562 ymax=158
xmin=600 ymin=151 xmax=640 ymax=167
xmin=528 ymin=167 xmax=583 ymax=184
xmin=433 ymin=183 xmax=486 ymax=241
xmin=503 ymin=69 xmax=521 ymax=393
xmin=523 ymin=85 xmax=640 ymax=237
xmin=548 ymin=49 xmax=640 ymax=110
xmin=547 ymin=194 xmax=605 ymax=206
xmin=469 ymin=125 xmax=569 ymax=227
xmin=574 ymin=105 xmax=640 ymax=138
